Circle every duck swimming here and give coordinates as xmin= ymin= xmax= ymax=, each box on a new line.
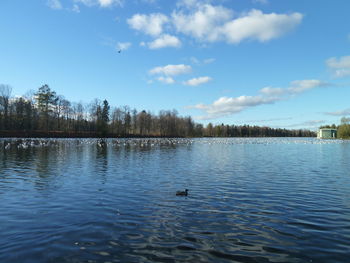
xmin=176 ymin=189 xmax=188 ymax=196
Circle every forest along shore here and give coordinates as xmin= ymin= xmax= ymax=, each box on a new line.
xmin=0 ymin=84 xmax=316 ymax=138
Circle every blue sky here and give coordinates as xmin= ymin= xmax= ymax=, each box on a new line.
xmin=1 ymin=0 xmax=350 ymax=130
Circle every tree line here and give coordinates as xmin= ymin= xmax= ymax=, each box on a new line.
xmin=0 ymin=84 xmax=315 ymax=138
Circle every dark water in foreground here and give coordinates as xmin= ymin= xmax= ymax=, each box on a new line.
xmin=1 ymin=138 xmax=350 ymax=263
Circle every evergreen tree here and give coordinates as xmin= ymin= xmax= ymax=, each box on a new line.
xmin=100 ymin=99 xmax=110 ymax=136
xmin=35 ymin=85 xmax=57 ymax=131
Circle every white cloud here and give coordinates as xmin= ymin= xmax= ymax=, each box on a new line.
xmin=184 ymin=76 xmax=212 ymax=86
xmin=190 ymin=79 xmax=331 ymax=120
xmin=127 ymin=3 xmax=303 ymax=47
xmin=172 ymin=4 xmax=233 ymax=42
xmin=260 ymin=79 xmax=329 ymax=96
xmin=260 ymin=86 xmax=285 ymax=96
xmin=326 ymin=55 xmax=350 ymax=78
xmin=327 ymin=56 xmax=350 ymax=68
xmin=172 ymin=5 xmax=302 ymax=44
xmin=74 ymin=0 xmax=123 ymax=8
xmin=157 ymin=76 xmax=175 ymax=84
xmin=288 ymin=79 xmax=329 ymax=93
xmin=147 ymin=34 xmax=181 ymax=49
xmin=190 ymin=95 xmax=280 ymax=120
xmin=149 ymin=64 xmax=192 ymax=76
xmin=99 ymin=0 xmax=122 ymax=7
xmin=242 ymin=117 xmax=293 ymax=123
xmin=116 ymin=42 xmax=131 ymax=51
xmin=47 ymin=0 xmax=62 ymax=9
xmin=284 ymin=120 xmax=325 ymax=128
xmin=221 ymin=10 xmax=303 ymax=44
xmin=324 ymin=108 xmax=350 ymax=116
xmin=303 ymin=120 xmax=325 ymax=126
xmin=127 ymin=13 xmax=169 ymax=36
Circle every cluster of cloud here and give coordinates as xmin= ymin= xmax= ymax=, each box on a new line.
xmin=47 ymin=0 xmax=122 ymax=10
xmin=237 ymin=117 xmax=293 ymax=124
xmin=260 ymin=79 xmax=330 ymax=96
xmin=47 ymin=0 xmax=303 ymax=49
xmin=128 ymin=13 xmax=168 ymax=36
xmin=127 ymin=13 xmax=182 ymax=49
xmin=237 ymin=117 xmax=327 ymax=130
xmin=189 ymin=79 xmax=330 ymax=120
xmin=142 ymin=34 xmax=181 ymax=49
xmin=190 ymin=95 xmax=280 ymax=120
xmin=74 ymin=0 xmax=123 ymax=8
xmin=326 ymin=55 xmax=350 ymax=78
xmin=149 ymin=64 xmax=192 ymax=76
xmin=127 ymin=1 xmax=303 ymax=49
xmin=149 ymin=64 xmax=191 ymax=85
xmin=173 ymin=7 xmax=302 ymax=44
xmin=183 ymin=76 xmax=212 ymax=86
xmin=149 ymin=64 xmax=212 ymax=86
xmin=324 ymin=108 xmax=350 ymax=116
xmin=301 ymin=120 xmax=326 ymax=126
xmin=157 ymin=76 xmax=176 ymax=84
xmin=283 ymin=120 xmax=325 ymax=129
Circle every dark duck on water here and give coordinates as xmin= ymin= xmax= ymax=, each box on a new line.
xmin=176 ymin=189 xmax=189 ymax=196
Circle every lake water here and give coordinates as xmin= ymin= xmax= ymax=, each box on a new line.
xmin=1 ymin=138 xmax=350 ymax=263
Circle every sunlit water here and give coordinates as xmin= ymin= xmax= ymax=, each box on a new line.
xmin=1 ymin=138 xmax=350 ymax=263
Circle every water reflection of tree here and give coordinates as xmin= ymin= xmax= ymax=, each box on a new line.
xmin=0 ymin=144 xmax=9 ymax=170
xmin=0 ymin=145 xmax=10 ymax=183
xmin=0 ymin=140 xmax=61 ymax=193
xmin=33 ymin=146 xmax=63 ymax=192
xmin=34 ymin=147 xmax=52 ymax=190
xmin=95 ymin=140 xmax=108 ymax=184
xmin=0 ymin=141 xmax=36 ymax=180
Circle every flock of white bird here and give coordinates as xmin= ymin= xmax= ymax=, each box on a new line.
xmin=0 ymin=138 xmax=195 ymax=151
xmin=0 ymin=137 xmax=346 ymax=151
xmin=2 ymin=139 xmax=55 ymax=150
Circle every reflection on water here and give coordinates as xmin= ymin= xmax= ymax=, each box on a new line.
xmin=1 ymin=138 xmax=350 ymax=263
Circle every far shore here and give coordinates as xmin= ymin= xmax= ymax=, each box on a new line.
xmin=0 ymin=131 xmax=183 ymax=139
xmin=0 ymin=130 xmax=316 ymax=139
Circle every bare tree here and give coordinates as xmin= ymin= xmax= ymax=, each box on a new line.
xmin=0 ymin=84 xmax=12 ymax=129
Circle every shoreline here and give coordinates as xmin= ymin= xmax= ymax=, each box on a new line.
xmin=0 ymin=131 xmax=316 ymax=139
xmin=0 ymin=131 xmax=185 ymax=139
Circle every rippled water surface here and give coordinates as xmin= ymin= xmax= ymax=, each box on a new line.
xmin=1 ymin=138 xmax=350 ymax=263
